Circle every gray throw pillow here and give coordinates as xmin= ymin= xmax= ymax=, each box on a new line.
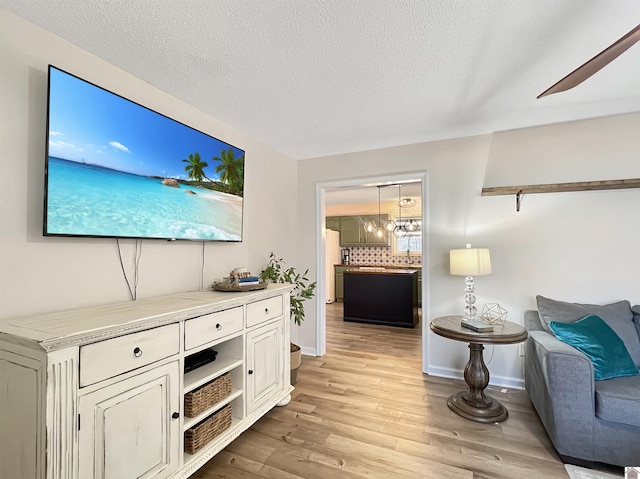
xmin=536 ymin=296 xmax=640 ymax=368
xmin=632 ymin=305 xmax=640 ymax=345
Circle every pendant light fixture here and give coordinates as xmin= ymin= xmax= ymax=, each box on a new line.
xmin=397 ymin=183 xmax=419 ymax=233
xmin=383 ymin=185 xmax=396 ymax=233
xmin=374 ymin=186 xmax=385 ymax=239
xmin=363 ymin=218 xmax=376 ymax=233
xmin=363 ymin=188 xmax=376 ymax=233
xmin=393 ymin=184 xmax=408 ymax=238
xmin=361 ymin=183 xmax=419 ymax=239
xmin=398 ymin=197 xmax=416 ymax=208
xmin=384 ymin=219 xmax=396 ymax=233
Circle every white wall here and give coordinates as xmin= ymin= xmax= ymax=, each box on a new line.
xmin=7 ymin=6 xmax=640 ymax=388
xmin=0 ymin=9 xmax=297 ymax=319
xmin=298 ymin=118 xmax=640 ymax=388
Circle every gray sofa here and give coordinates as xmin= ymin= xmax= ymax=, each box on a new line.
xmin=524 ymin=297 xmax=640 ymax=467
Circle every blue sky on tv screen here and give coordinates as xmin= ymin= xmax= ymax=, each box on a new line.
xmin=47 ymin=67 xmax=244 ymax=181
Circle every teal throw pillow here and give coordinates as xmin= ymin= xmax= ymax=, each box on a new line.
xmin=549 ymin=314 xmax=639 ymax=381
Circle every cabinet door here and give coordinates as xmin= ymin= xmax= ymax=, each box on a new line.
xmin=246 ymin=321 xmax=284 ymax=414
xmin=339 ymin=216 xmax=363 ymax=246
xmin=335 ymin=266 xmax=347 ymax=300
xmin=78 ymin=361 xmax=180 ymax=479
xmin=325 ymin=216 xmax=340 ymax=231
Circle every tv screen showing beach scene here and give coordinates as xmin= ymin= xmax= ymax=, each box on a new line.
xmin=44 ymin=66 xmax=245 ymax=241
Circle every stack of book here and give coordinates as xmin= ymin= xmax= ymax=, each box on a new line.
xmin=460 ymin=319 xmax=494 ymax=332
xmin=212 ymin=271 xmax=266 ymax=292
xmin=230 ymin=275 xmax=261 ymax=286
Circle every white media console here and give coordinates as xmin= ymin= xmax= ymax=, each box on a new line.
xmin=0 ymin=283 xmax=293 ymax=479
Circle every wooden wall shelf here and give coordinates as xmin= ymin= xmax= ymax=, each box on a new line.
xmin=481 ymin=178 xmax=640 ymax=197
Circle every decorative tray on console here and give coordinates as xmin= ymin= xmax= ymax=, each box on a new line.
xmin=212 ymin=270 xmax=267 ymax=292
xmin=212 ymin=281 xmax=267 ymax=292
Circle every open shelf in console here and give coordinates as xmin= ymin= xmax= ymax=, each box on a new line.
xmin=182 ymin=395 xmax=244 ymax=463
xmin=183 ymin=389 xmax=243 ymax=431
xmin=182 ymin=333 xmax=245 ymax=461
xmin=182 ymin=418 xmax=242 ymax=464
xmin=184 ymin=357 xmax=242 ymax=393
xmin=184 ymin=335 xmax=243 ymax=393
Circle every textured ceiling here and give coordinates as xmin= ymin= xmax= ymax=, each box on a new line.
xmin=3 ymin=1 xmax=640 ymax=161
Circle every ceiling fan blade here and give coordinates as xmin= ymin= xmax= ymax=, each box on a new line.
xmin=538 ymin=24 xmax=640 ymax=98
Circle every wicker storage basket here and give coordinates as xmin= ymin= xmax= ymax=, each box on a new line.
xmin=184 ymin=404 xmax=232 ymax=455
xmin=184 ymin=373 xmax=232 ymax=418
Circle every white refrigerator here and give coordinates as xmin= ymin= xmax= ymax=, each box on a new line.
xmin=325 ymin=229 xmax=341 ymax=303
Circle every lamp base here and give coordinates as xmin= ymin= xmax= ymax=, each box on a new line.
xmin=463 ymin=275 xmax=477 ymax=319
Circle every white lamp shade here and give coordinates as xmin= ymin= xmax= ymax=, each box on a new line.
xmin=450 ymin=248 xmax=492 ymax=276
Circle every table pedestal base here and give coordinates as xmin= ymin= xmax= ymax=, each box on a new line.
xmin=447 ymin=342 xmax=509 ymax=423
xmin=447 ymin=392 xmax=508 ymax=423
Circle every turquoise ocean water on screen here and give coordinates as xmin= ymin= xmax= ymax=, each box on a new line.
xmin=45 ymin=157 xmax=243 ymax=241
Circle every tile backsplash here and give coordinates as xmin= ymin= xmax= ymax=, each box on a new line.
xmin=345 ymin=246 xmax=421 ymax=266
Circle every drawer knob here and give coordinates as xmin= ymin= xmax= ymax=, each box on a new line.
xmin=215 ymin=323 xmax=222 ymax=330
xmin=133 ymin=347 xmax=142 ymax=358
xmin=264 ymin=308 xmax=269 ymax=314
xmin=248 ymin=369 xmax=254 ymax=375
xmin=172 ymin=412 xmax=180 ymax=420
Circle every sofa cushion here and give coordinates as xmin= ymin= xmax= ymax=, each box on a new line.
xmin=594 ymin=375 xmax=640 ymax=427
xmin=537 ymin=296 xmax=640 ymax=368
xmin=549 ymin=315 xmax=639 ymax=381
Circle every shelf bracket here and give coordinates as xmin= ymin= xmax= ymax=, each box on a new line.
xmin=516 ymin=190 xmax=524 ymax=212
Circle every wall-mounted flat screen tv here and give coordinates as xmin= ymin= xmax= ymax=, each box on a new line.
xmin=44 ymin=65 xmax=245 ymax=241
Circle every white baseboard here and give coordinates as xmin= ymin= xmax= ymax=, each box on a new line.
xmin=426 ymin=365 xmax=524 ymax=390
xmin=300 ymin=346 xmax=317 ymax=356
xmin=298 ymin=350 xmax=524 ymax=389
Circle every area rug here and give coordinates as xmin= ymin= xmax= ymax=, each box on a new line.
xmin=565 ymin=464 xmax=623 ymax=479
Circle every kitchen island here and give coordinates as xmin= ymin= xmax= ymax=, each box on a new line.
xmin=343 ymin=268 xmax=419 ymax=328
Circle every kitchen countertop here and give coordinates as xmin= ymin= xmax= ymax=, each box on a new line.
xmin=345 ymin=268 xmax=419 ymax=275
xmin=335 ymin=264 xmax=422 ymax=269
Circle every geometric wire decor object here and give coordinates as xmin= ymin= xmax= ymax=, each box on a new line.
xmin=481 ymin=303 xmax=508 ymax=325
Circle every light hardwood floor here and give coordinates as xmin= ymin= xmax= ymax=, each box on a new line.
xmin=193 ymin=302 xmax=568 ymax=478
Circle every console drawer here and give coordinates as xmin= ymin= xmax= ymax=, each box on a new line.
xmin=184 ymin=306 xmax=243 ymax=350
xmin=80 ymin=323 xmax=179 ymax=387
xmin=246 ymin=296 xmax=283 ymax=328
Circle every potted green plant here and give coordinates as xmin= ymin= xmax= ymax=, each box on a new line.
xmin=259 ymin=252 xmax=316 ymax=385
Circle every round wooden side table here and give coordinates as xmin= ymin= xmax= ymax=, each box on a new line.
xmin=430 ymin=315 xmax=528 ymax=423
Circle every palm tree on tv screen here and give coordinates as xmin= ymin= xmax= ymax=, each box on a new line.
xmin=214 ymin=148 xmax=244 ymax=196
xmin=181 ymin=152 xmax=212 ymax=182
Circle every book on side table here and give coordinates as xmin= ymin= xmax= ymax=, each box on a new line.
xmin=460 ymin=319 xmax=494 ymax=332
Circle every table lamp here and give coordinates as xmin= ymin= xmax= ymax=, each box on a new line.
xmin=450 ymin=244 xmax=492 ymax=319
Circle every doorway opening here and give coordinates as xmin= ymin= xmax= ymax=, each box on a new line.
xmin=314 ymin=171 xmax=430 ymax=372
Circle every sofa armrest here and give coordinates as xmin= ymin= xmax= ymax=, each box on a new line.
xmin=524 ymin=309 xmax=544 ymax=331
xmin=525 ymin=330 xmax=595 ymax=458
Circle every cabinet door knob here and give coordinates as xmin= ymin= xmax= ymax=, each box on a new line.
xmin=172 ymin=412 xmax=180 ymax=419
xmin=248 ymin=369 xmax=254 ymax=375
xmin=215 ymin=323 xmax=222 ymax=330
xmin=133 ymin=347 xmax=142 ymax=358
xmin=264 ymin=308 xmax=269 ymax=314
